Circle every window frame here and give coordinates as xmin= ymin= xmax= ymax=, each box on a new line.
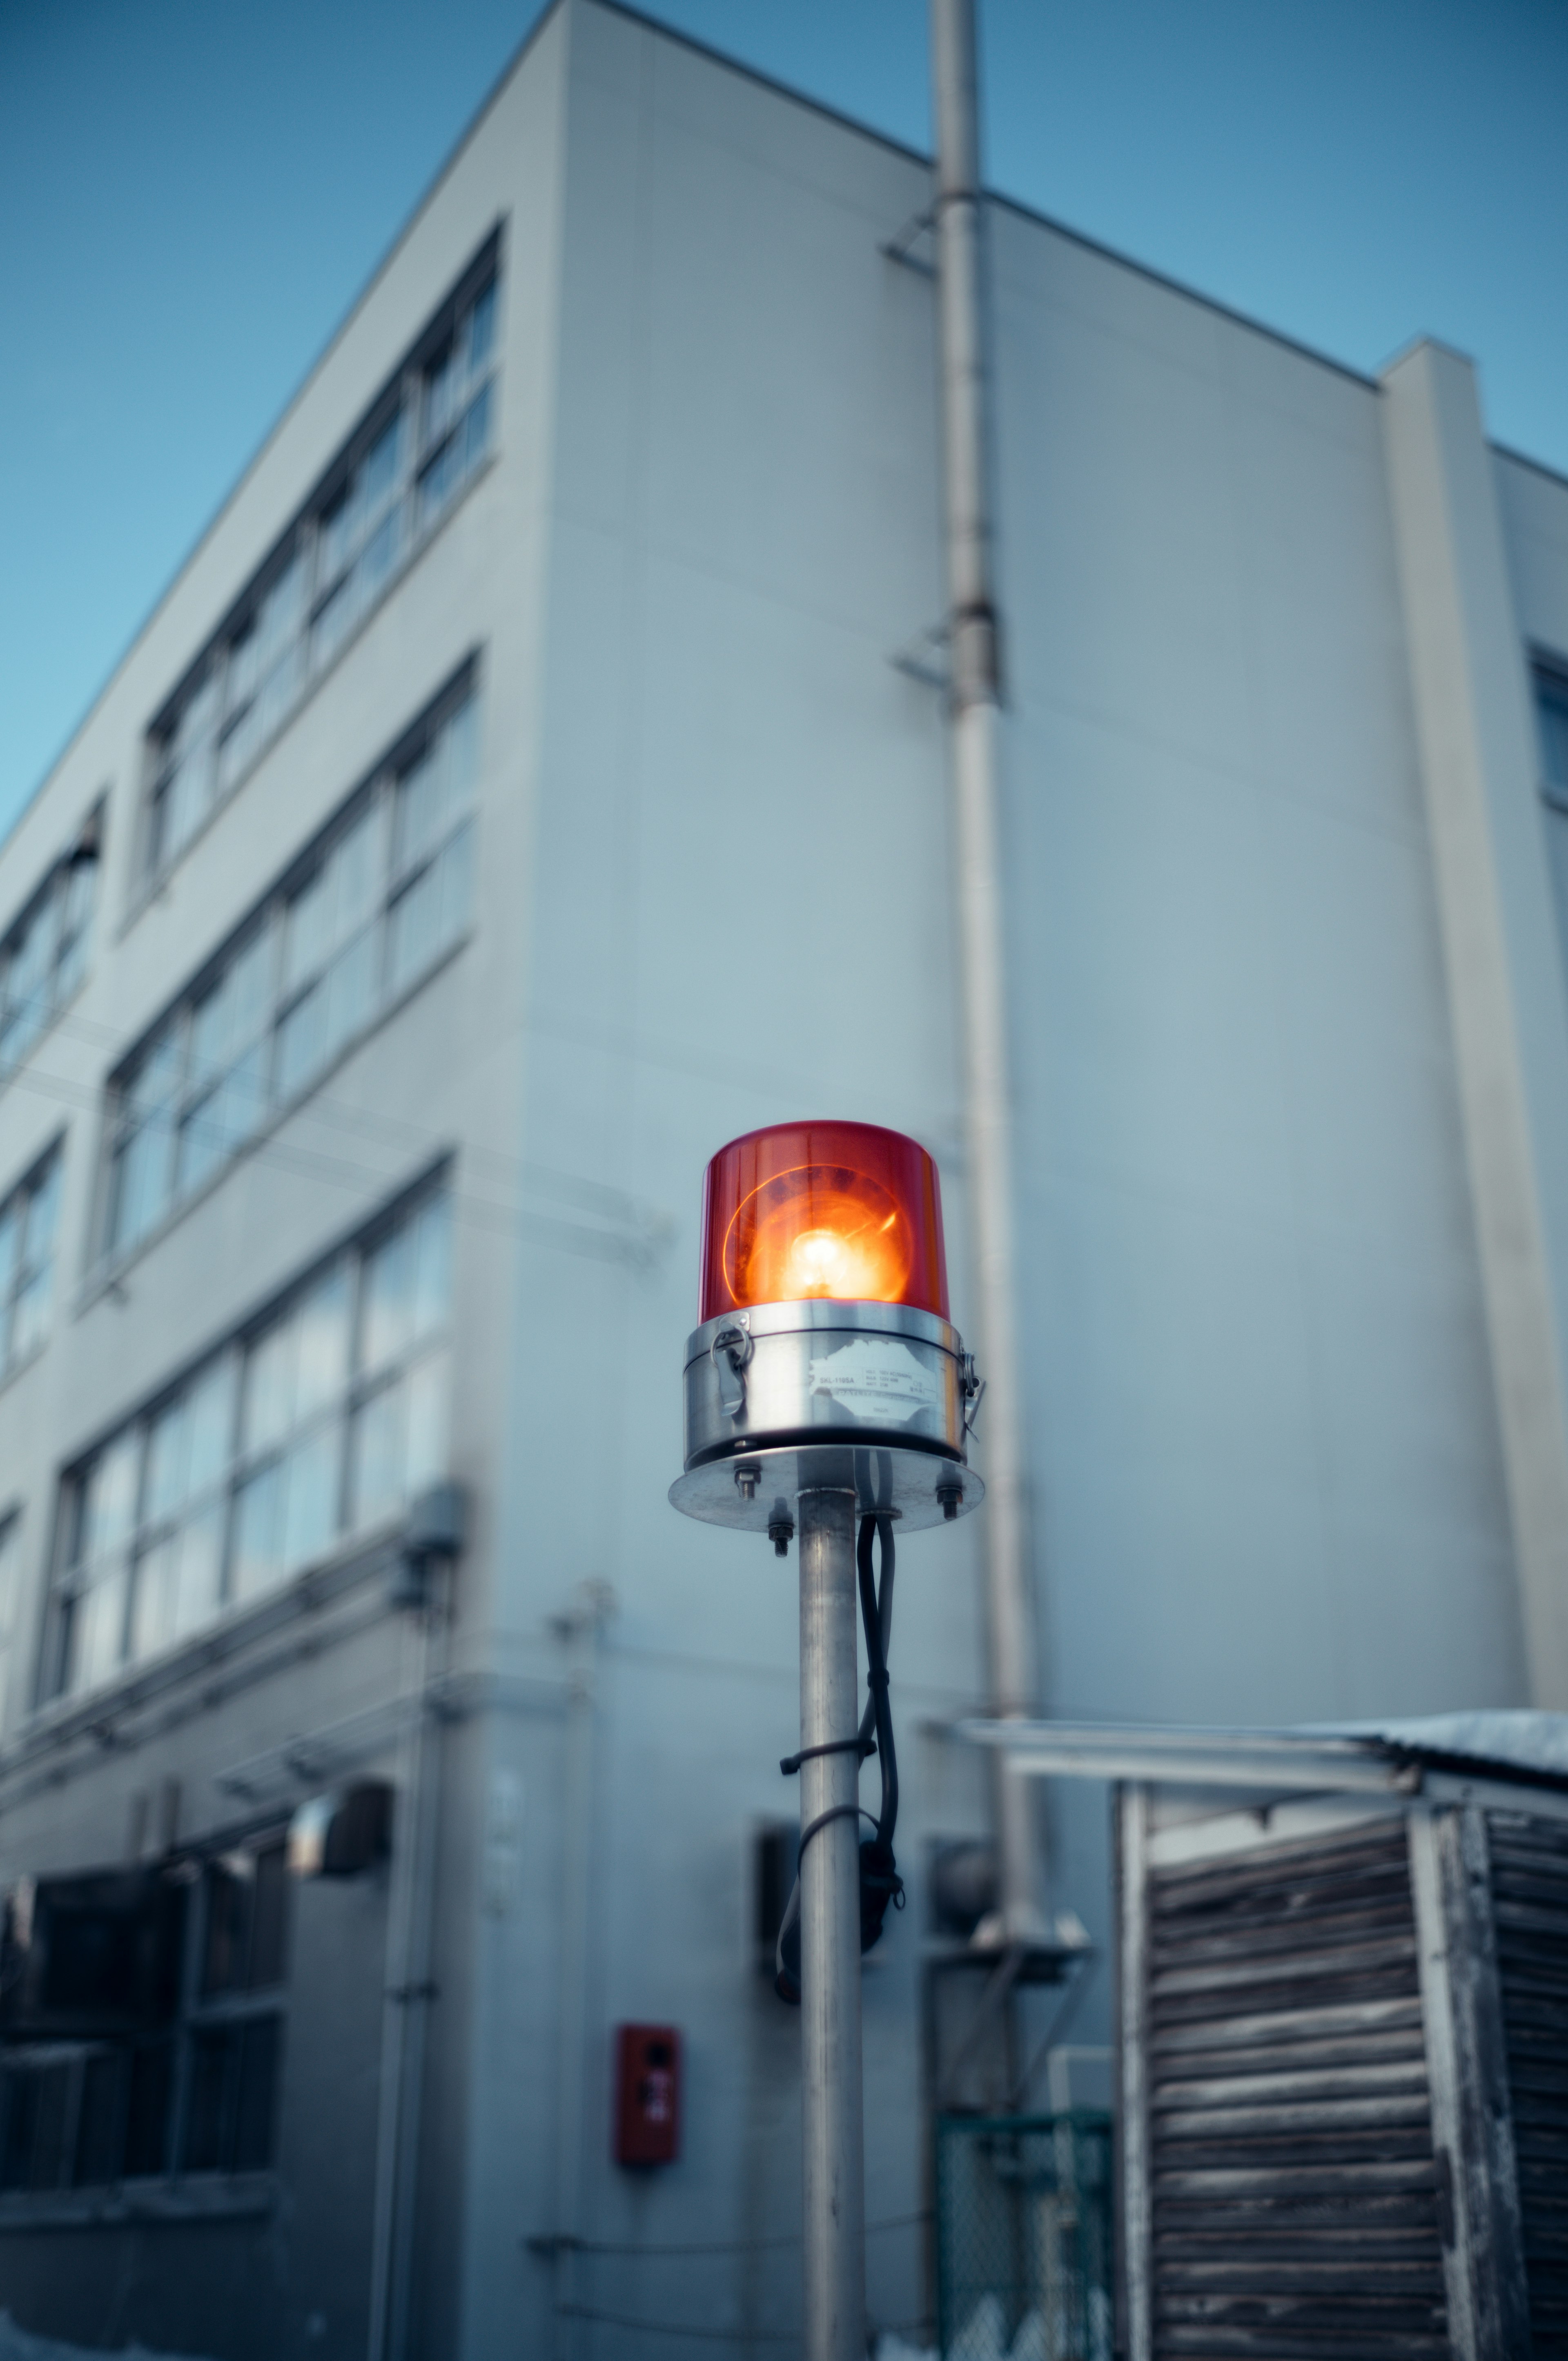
xmin=0 ymin=1820 xmax=292 ymax=2201
xmin=1533 ymin=651 xmax=1568 ymax=812
xmin=0 ymin=1138 xmax=66 ymax=1389
xmin=0 ymin=809 xmax=103 ymax=1102
xmin=45 ymin=1166 xmax=453 ymax=1709
xmin=137 ymin=231 xmax=501 ymax=896
xmin=0 ymin=1511 xmax=20 ymax=1742
xmin=101 ymin=664 xmax=479 ymax=1274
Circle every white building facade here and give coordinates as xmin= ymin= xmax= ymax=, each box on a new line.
xmin=2 ymin=4 xmax=1568 ymax=2353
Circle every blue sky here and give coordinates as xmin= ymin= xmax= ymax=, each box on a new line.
xmin=3 ymin=0 xmax=1566 ymax=843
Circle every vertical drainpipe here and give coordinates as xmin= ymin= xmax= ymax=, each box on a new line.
xmin=930 ymin=0 xmax=1043 ymax=1936
xmin=367 ymin=1572 xmax=449 ymax=2361
xmin=552 ymin=1585 xmax=612 ymax=2361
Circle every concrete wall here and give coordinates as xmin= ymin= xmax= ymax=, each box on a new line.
xmin=0 ymin=11 xmax=574 ymax=2357
xmin=1381 ymin=344 xmax=1568 ymax=1711
xmin=463 ymin=11 xmax=974 ymax=2350
xmin=462 ymin=6 xmax=1538 ymax=2354
xmin=992 ymin=263 xmax=1521 ymax=1736
xmin=4 ymin=2 xmax=1568 ymax=2355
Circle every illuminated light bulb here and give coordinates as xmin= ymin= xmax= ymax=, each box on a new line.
xmin=784 ymin=1228 xmax=851 ymax=1296
xmin=727 ymin=1168 xmax=913 ymax=1306
xmin=699 ymin=1121 xmax=950 ymax=1321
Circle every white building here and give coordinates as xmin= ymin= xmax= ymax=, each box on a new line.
xmin=2 ymin=3 xmax=1568 ymax=2353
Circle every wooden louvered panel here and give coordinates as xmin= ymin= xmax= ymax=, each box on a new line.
xmin=1147 ymin=1821 xmax=1447 ymax=2361
xmin=1488 ymin=1813 xmax=1568 ymax=2359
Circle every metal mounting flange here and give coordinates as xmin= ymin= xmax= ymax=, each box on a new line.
xmin=668 ymin=1442 xmax=984 ymax=1538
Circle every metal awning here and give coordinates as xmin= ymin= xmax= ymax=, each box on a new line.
xmin=956 ymin=1708 xmax=1568 ymax=1811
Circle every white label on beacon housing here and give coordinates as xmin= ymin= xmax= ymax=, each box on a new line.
xmin=808 ymin=1338 xmax=941 ymax=1425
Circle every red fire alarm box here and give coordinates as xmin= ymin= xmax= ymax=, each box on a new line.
xmin=614 ymin=2023 xmax=681 ymax=2166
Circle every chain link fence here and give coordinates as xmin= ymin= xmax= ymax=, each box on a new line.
xmin=934 ymin=2114 xmax=1114 ymax=2361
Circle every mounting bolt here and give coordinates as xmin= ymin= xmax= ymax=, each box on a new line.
xmin=768 ymin=1514 xmax=795 ymax=1558
xmin=937 ymin=1476 xmax=963 ymax=1522
xmin=735 ymin=1462 xmax=761 ymax=1503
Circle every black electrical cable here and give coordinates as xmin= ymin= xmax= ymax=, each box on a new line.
xmin=774 ymin=1513 xmax=904 ymax=2004
xmin=855 ymin=1512 xmax=904 ymax=1952
xmin=778 ymin=1735 xmax=872 ymax=1776
xmin=524 ymin=2207 xmax=932 ymax=2259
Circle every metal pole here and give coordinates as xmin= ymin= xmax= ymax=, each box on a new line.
xmin=930 ymin=0 xmax=1042 ymax=1934
xmin=797 ymin=1485 xmax=866 ymax=2361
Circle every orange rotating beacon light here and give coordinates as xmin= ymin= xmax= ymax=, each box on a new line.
xmin=668 ymin=1119 xmax=983 ymax=1543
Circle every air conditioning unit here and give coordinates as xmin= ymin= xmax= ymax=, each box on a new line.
xmin=287 ymin=1780 xmax=394 ymax=1879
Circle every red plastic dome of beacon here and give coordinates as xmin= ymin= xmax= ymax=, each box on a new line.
xmin=699 ymin=1121 xmax=949 ymax=1324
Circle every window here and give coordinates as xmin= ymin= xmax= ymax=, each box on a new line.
xmin=0 ymin=1143 xmax=63 ymax=1381
xmin=51 ymin=1179 xmax=451 ymax=1702
xmin=414 ymin=279 xmax=496 ymax=535
xmin=1537 ymin=666 xmax=1568 ymax=801
xmin=144 ymin=246 xmax=498 ymax=883
xmin=0 ymin=1516 xmax=19 ymax=1737
xmin=0 ymin=1832 xmax=288 ymax=2191
xmin=0 ymin=820 xmax=100 ymax=1091
xmin=181 ymin=1844 xmax=289 ymax=2176
xmin=1535 ymin=666 xmax=1568 ymax=975
xmin=107 ymin=682 xmax=477 ymax=1262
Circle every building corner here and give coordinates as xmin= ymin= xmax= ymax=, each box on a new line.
xmin=1381 ymin=337 xmax=1568 ymax=1708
